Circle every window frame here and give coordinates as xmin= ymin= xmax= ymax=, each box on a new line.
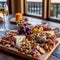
xmin=47 ymin=0 xmax=60 ymax=23
xmin=24 ymin=0 xmax=60 ymax=23
xmin=24 ymin=0 xmax=47 ymax=19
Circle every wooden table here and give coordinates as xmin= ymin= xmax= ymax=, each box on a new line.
xmin=0 ymin=14 xmax=60 ymax=60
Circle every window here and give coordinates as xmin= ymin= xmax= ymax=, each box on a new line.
xmin=24 ymin=0 xmax=60 ymax=22
xmin=50 ymin=0 xmax=60 ymax=19
xmin=0 ymin=0 xmax=6 ymax=2
xmin=26 ymin=0 xmax=43 ymax=16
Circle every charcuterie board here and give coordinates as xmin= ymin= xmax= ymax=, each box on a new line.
xmin=0 ymin=40 xmax=60 ymax=60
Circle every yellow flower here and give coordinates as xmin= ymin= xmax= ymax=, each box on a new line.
xmin=32 ymin=28 xmax=38 ymax=33
xmin=38 ymin=27 xmax=43 ymax=32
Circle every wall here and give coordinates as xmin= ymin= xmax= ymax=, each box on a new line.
xmin=10 ymin=0 xmax=24 ymax=14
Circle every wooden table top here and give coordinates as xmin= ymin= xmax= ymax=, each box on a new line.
xmin=0 ymin=14 xmax=60 ymax=60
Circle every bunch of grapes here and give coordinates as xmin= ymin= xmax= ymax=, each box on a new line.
xmin=18 ymin=24 xmax=32 ymax=35
xmin=34 ymin=25 xmax=41 ymax=29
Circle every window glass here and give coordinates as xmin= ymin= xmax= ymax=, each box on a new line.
xmin=26 ymin=0 xmax=42 ymax=16
xmin=50 ymin=0 xmax=60 ymax=19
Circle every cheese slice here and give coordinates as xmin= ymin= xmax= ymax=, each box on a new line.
xmin=14 ymin=35 xmax=26 ymax=44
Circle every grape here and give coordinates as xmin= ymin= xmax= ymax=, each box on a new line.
xmin=18 ymin=24 xmax=32 ymax=35
xmin=34 ymin=25 xmax=40 ymax=29
xmin=26 ymin=27 xmax=29 ymax=31
xmin=36 ymin=39 xmax=46 ymax=44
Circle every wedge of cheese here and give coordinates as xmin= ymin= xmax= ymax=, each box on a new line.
xmin=14 ymin=35 xmax=26 ymax=44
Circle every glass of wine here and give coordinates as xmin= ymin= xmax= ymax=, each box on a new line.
xmin=0 ymin=3 xmax=9 ymax=34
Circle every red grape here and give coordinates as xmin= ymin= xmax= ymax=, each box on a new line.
xmin=18 ymin=24 xmax=32 ymax=35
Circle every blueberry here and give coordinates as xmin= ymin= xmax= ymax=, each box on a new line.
xmin=36 ymin=40 xmax=46 ymax=44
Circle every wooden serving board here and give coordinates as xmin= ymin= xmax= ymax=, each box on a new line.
xmin=40 ymin=41 xmax=60 ymax=60
xmin=0 ymin=41 xmax=60 ymax=60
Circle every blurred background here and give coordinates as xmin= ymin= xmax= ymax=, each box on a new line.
xmin=0 ymin=0 xmax=8 ymax=17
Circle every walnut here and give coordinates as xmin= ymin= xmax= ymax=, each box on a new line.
xmin=25 ymin=49 xmax=29 ymax=54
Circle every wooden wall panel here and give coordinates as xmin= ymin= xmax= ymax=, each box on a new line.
xmin=47 ymin=0 xmax=51 ymax=19
xmin=7 ymin=0 xmax=12 ymax=14
xmin=8 ymin=0 xmax=24 ymax=14
xmin=43 ymin=0 xmax=47 ymax=19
